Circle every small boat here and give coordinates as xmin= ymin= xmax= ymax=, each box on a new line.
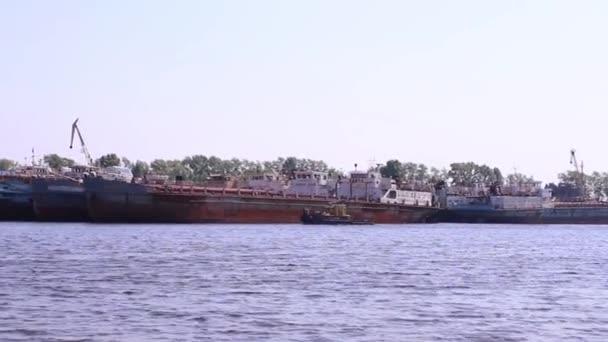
xmin=301 ymin=204 xmax=373 ymax=225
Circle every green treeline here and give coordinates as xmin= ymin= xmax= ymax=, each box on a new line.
xmin=1 ymin=154 xmax=605 ymax=200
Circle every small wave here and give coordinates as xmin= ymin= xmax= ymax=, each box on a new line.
xmin=523 ymin=307 xmax=552 ymax=312
xmin=441 ymin=285 xmax=471 ymax=289
xmin=225 ymin=291 xmax=263 ymax=295
xmin=149 ymin=311 xmax=190 ymax=319
xmin=0 ymin=328 xmax=47 ymax=336
xmin=192 ymin=316 xmax=207 ymax=323
xmin=388 ymin=317 xmax=444 ymax=324
xmin=446 ymin=313 xmax=486 ymax=319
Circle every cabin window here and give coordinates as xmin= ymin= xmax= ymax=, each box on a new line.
xmin=388 ymin=190 xmax=397 ymax=199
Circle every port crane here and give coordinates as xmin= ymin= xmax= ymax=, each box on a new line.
xmin=570 ymin=149 xmax=585 ymax=199
xmin=70 ymin=118 xmax=94 ymax=166
xmin=570 ymin=149 xmax=583 ymax=174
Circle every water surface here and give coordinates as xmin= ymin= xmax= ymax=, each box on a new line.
xmin=1 ymin=223 xmax=608 ymax=341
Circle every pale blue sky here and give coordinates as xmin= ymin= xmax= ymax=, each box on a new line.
xmin=1 ymin=0 xmax=607 ymax=182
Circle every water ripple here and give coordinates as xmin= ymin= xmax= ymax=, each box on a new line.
xmin=1 ymin=222 xmax=608 ymax=341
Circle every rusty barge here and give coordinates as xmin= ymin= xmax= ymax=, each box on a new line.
xmin=83 ymin=177 xmax=439 ymax=224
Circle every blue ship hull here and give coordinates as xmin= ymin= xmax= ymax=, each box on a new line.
xmin=445 ymin=206 xmax=608 ymax=224
xmin=0 ymin=178 xmax=34 ymax=221
xmin=32 ymin=178 xmax=88 ymax=222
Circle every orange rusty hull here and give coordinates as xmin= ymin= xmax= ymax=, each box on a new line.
xmin=84 ymin=178 xmax=439 ymax=224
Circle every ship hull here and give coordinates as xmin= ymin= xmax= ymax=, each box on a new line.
xmin=0 ymin=178 xmax=34 ymax=221
xmin=0 ymin=197 xmax=34 ymax=221
xmin=85 ymin=178 xmax=439 ymax=224
xmin=444 ymin=207 xmax=608 ymax=224
xmin=32 ymin=179 xmax=88 ymax=222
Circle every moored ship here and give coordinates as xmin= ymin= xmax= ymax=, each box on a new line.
xmin=0 ymin=166 xmax=51 ymax=221
xmin=0 ymin=174 xmax=35 ymax=221
xmin=32 ymin=165 xmax=134 ymax=222
xmin=32 ymin=177 xmax=87 ymax=222
xmin=443 ymin=182 xmax=608 ymax=224
xmin=84 ymin=168 xmax=440 ymax=224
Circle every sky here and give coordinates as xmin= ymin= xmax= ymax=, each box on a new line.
xmin=1 ymin=0 xmax=607 ymax=182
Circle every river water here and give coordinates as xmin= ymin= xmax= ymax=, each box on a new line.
xmin=1 ymin=223 xmax=608 ymax=341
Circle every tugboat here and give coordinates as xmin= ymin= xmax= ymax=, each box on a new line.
xmin=301 ymin=204 xmax=373 ymax=225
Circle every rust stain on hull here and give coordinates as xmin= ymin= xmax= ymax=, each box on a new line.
xmin=85 ymin=179 xmax=439 ymax=224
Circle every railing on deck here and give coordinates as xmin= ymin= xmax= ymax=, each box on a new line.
xmin=147 ymin=183 xmax=436 ymax=207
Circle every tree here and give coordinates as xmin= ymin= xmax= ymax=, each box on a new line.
xmin=429 ymin=167 xmax=448 ymax=183
xmin=281 ymin=157 xmax=298 ymax=175
xmin=131 ymin=161 xmax=150 ymax=178
xmin=43 ymin=154 xmax=75 ymax=170
xmin=493 ymin=167 xmax=504 ymax=185
xmin=96 ymin=153 xmax=121 ymax=168
xmin=0 ymin=159 xmax=16 ymax=171
xmin=121 ymin=157 xmax=133 ymax=168
xmin=448 ymin=162 xmax=478 ymax=186
xmin=380 ymin=160 xmax=401 ymax=179
xmin=588 ymin=171 xmax=606 ymax=200
xmin=166 ymin=160 xmax=192 ymax=180
xmin=327 ymin=168 xmax=344 ymax=178
xmin=151 ymin=159 xmax=170 ymax=175
xmin=398 ymin=162 xmax=415 ymax=182
xmin=182 ymin=155 xmax=209 ymax=180
xmin=150 ymin=159 xmax=193 ymax=180
xmin=448 ymin=162 xmax=503 ymax=186
xmin=505 ymin=172 xmax=536 ymax=185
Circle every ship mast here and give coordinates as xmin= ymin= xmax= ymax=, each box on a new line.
xmin=70 ymin=118 xmax=94 ymax=166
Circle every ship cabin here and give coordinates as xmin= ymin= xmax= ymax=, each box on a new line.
xmin=285 ymin=170 xmax=330 ymax=196
xmin=100 ymin=166 xmax=134 ymax=183
xmin=63 ymin=165 xmax=100 ymax=180
xmin=16 ymin=165 xmax=51 ymax=177
xmin=142 ymin=173 xmax=170 ymax=185
xmin=245 ymin=173 xmax=286 ymax=193
xmin=445 ymin=181 xmax=554 ymax=210
xmin=336 ymin=170 xmax=395 ymax=201
xmin=206 ymin=174 xmax=239 ymax=189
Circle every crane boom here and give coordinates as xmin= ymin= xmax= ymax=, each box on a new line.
xmin=70 ymin=118 xmax=94 ymax=166
xmin=570 ymin=149 xmax=580 ymax=173
xmin=570 ymin=148 xmax=586 ymax=199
